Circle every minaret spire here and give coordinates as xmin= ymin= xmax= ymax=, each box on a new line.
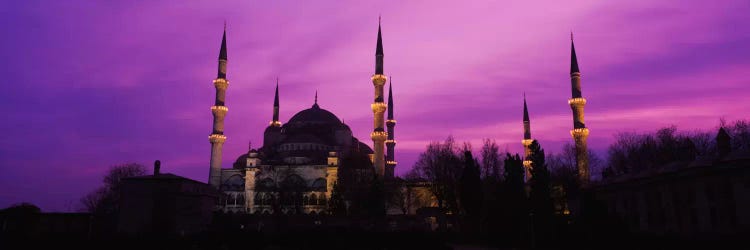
xmin=523 ymin=92 xmax=530 ymax=135
xmin=385 ymin=79 xmax=397 ymax=179
xmin=387 ymin=78 xmax=394 ymax=120
xmin=570 ymin=33 xmax=581 ymax=97
xmin=568 ymin=33 xmax=590 ymax=186
xmin=209 ymin=26 xmax=230 ymax=188
xmin=217 ymin=27 xmax=228 ymax=78
xmin=522 ymin=93 xmax=533 ymax=182
xmin=375 ymin=19 xmax=384 ymax=75
xmin=270 ymin=78 xmax=281 ymax=127
xmin=371 ymin=18 xmax=388 ymax=178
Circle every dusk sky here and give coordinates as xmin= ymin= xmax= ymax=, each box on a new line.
xmin=1 ymin=0 xmax=748 ymax=211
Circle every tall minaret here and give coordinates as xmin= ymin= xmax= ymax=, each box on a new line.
xmin=521 ymin=94 xmax=534 ymax=182
xmin=385 ymin=81 xmax=397 ymax=179
xmin=370 ymin=19 xmax=388 ymax=178
xmin=568 ymin=34 xmax=590 ymax=185
xmin=270 ymin=78 xmax=281 ymax=127
xmin=208 ymin=27 xmax=229 ymax=188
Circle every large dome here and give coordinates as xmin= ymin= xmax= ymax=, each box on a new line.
xmin=287 ymin=104 xmax=341 ymax=125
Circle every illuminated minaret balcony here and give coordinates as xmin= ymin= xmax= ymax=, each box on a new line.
xmin=269 ymin=121 xmax=282 ymax=126
xmin=371 ymin=74 xmax=387 ymax=86
xmin=567 ymin=97 xmax=586 ymax=106
xmin=570 ymin=128 xmax=590 ymax=137
xmin=371 ymin=102 xmax=387 ymax=113
xmin=370 ymin=131 xmax=388 ymax=141
xmin=209 ymin=134 xmax=227 ymax=143
xmin=211 ymin=105 xmax=228 ymax=113
xmin=213 ymin=78 xmax=229 ymax=89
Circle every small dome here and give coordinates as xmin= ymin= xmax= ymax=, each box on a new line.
xmin=357 ymin=141 xmax=374 ymax=154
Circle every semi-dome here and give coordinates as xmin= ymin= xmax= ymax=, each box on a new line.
xmin=287 ymin=104 xmax=341 ymax=125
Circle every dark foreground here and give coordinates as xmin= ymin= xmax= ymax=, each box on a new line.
xmin=2 ymin=229 xmax=746 ymax=250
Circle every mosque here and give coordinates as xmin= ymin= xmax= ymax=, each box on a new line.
xmin=205 ymin=22 xmax=398 ymax=214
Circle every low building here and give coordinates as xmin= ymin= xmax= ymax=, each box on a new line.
xmin=117 ymin=161 xmax=220 ymax=235
xmin=592 ymin=129 xmax=750 ymax=238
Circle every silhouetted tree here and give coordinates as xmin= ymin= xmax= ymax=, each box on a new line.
xmin=478 ymin=139 xmax=506 ymax=235
xmin=366 ymin=178 xmax=386 ymax=217
xmin=500 ymin=153 xmax=527 ymax=247
xmin=722 ymin=119 xmax=750 ymax=151
xmin=337 ymin=150 xmax=376 ymax=216
xmin=328 ymin=182 xmax=346 ymax=215
xmin=480 ymin=138 xmax=502 ymax=180
xmin=528 ymin=140 xmax=555 ymax=246
xmin=459 ymin=150 xmax=482 ymax=233
xmin=411 ymin=136 xmax=462 ymax=214
xmin=605 ymin=126 xmax=704 ymax=178
xmin=548 ymin=143 xmax=602 ymax=191
xmin=81 ymin=163 xmax=146 ymax=214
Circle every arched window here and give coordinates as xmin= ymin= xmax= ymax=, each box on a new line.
xmin=223 ymin=175 xmax=244 ymax=192
xmin=282 ymin=175 xmax=306 ymax=189
xmin=257 ymin=178 xmax=276 ymax=191
xmin=255 ymin=193 xmax=262 ymax=205
xmin=263 ymin=194 xmax=272 ymax=206
xmin=236 ymin=194 xmax=245 ymax=205
xmin=310 ymin=193 xmax=318 ymax=205
xmin=319 ymin=195 xmax=327 ymax=206
xmin=311 ymin=178 xmax=326 ymax=192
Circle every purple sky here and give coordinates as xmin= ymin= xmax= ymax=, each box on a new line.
xmin=1 ymin=0 xmax=748 ymax=212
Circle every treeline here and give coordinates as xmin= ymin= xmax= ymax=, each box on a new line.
xmin=603 ymin=119 xmax=749 ymax=179
xmin=405 ymin=136 xmax=568 ymax=247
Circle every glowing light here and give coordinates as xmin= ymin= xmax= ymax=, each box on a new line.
xmin=521 ymin=139 xmax=533 ymax=146
xmin=208 ymin=134 xmax=227 ymax=143
xmin=523 ymin=160 xmax=532 ymax=167
xmin=211 ymin=106 xmax=228 ymax=112
xmin=567 ymin=97 xmax=587 ymax=105
xmin=213 ymin=78 xmax=229 ymax=89
xmin=387 ymin=161 xmax=398 ymax=165
xmin=370 ymin=131 xmax=387 ymax=140
xmin=385 ymin=139 xmax=397 ymax=144
xmin=371 ymin=102 xmax=387 ymax=112
xmin=570 ymin=128 xmax=590 ymax=137
xmin=269 ymin=121 xmax=282 ymax=126
xmin=386 ymin=119 xmax=397 ymax=124
xmin=371 ymin=74 xmax=387 ymax=83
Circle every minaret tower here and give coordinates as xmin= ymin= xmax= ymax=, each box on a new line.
xmin=521 ymin=94 xmax=533 ymax=182
xmin=270 ymin=78 xmax=281 ymax=127
xmin=208 ymin=26 xmax=229 ymax=188
xmin=370 ymin=18 xmax=388 ymax=178
xmin=385 ymin=81 xmax=397 ymax=179
xmin=568 ymin=34 xmax=590 ymax=185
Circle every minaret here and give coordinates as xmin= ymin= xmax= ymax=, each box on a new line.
xmin=208 ymin=27 xmax=229 ymax=188
xmin=270 ymin=78 xmax=281 ymax=127
xmin=568 ymin=34 xmax=590 ymax=185
xmin=370 ymin=18 xmax=388 ymax=178
xmin=385 ymin=81 xmax=397 ymax=179
xmin=521 ymin=94 xmax=533 ymax=182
